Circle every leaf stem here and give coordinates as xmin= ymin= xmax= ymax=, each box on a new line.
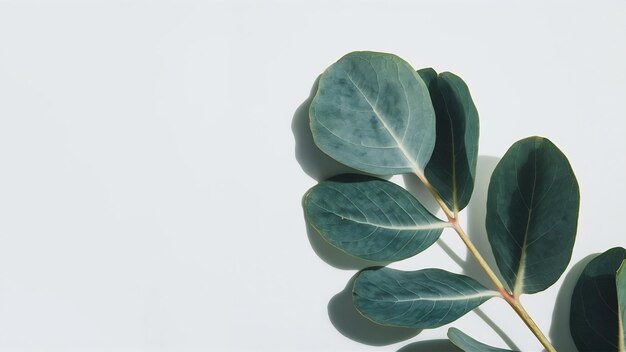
xmin=452 ymin=221 xmax=556 ymax=352
xmin=415 ymin=171 xmax=455 ymax=220
xmin=415 ymin=172 xmax=557 ymax=352
xmin=505 ymin=296 xmax=556 ymax=352
xmin=450 ymin=221 xmax=506 ymax=293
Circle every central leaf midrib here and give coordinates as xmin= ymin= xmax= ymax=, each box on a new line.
xmin=344 ymin=71 xmax=422 ymax=175
xmin=310 ymin=200 xmax=448 ymax=231
xmin=440 ymin=82 xmax=458 ymax=213
xmin=345 ymin=215 xmax=449 ymax=231
xmin=365 ymin=291 xmax=497 ymax=303
xmin=514 ymin=147 xmax=538 ymax=296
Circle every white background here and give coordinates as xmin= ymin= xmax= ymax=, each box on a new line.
xmin=1 ymin=1 xmax=625 ymax=351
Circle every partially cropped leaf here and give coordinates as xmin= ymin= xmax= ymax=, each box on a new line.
xmin=486 ymin=137 xmax=579 ymax=295
xmin=353 ymin=267 xmax=497 ymax=329
xmin=570 ymin=248 xmax=626 ymax=352
xmin=617 ymin=260 xmax=626 ymax=352
xmin=304 ymin=174 xmax=448 ymax=262
xmin=419 ymin=68 xmax=479 ymax=213
xmin=448 ymin=328 xmax=517 ymax=352
xmin=618 ymin=261 xmax=626 ymax=352
xmin=309 ymin=51 xmax=436 ymax=176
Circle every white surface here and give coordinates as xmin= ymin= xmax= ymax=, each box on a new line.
xmin=0 ymin=1 xmax=625 ymax=351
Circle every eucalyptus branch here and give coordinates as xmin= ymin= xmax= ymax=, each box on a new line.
xmin=302 ymin=51 xmax=586 ymax=352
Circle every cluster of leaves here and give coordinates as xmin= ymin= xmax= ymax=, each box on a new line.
xmin=301 ymin=51 xmax=626 ymax=351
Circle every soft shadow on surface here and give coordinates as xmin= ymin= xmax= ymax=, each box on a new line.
xmin=465 ymin=156 xmax=503 ymax=288
xmin=403 ymin=174 xmax=441 ymax=216
xmin=549 ymin=254 xmax=597 ymax=352
xmin=292 ymin=76 xmax=359 ymax=181
xmin=397 ymin=339 xmax=461 ymax=352
xmin=306 ymin=222 xmax=381 ymax=270
xmin=436 ymin=238 xmax=465 ymax=268
xmin=328 ymin=276 xmax=422 ymax=346
xmin=404 ymin=174 xmax=470 ymax=274
xmin=473 ymin=307 xmax=520 ymax=351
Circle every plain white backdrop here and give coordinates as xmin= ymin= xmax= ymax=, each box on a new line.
xmin=1 ymin=1 xmax=625 ymax=351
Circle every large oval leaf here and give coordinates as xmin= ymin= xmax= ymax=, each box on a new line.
xmin=486 ymin=137 xmax=579 ymax=295
xmin=309 ymin=51 xmax=436 ymax=176
xmin=448 ymin=328 xmax=517 ymax=352
xmin=353 ymin=267 xmax=497 ymax=328
xmin=419 ymin=68 xmax=479 ymax=213
xmin=304 ymin=174 xmax=448 ymax=262
xmin=570 ymin=247 xmax=626 ymax=352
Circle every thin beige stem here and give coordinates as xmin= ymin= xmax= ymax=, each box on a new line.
xmin=505 ymin=296 xmax=557 ymax=352
xmin=414 ymin=171 xmax=557 ymax=352
xmin=453 ymin=222 xmax=556 ymax=352
xmin=414 ymin=171 xmax=454 ymax=220
xmin=451 ymin=222 xmax=506 ymax=293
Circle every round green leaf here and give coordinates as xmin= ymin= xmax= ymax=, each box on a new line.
xmin=570 ymin=247 xmax=626 ymax=352
xmin=486 ymin=137 xmax=579 ymax=295
xmin=353 ymin=267 xmax=497 ymax=329
xmin=309 ymin=51 xmax=436 ymax=176
xmin=448 ymin=328 xmax=518 ymax=352
xmin=304 ymin=174 xmax=448 ymax=262
xmin=419 ymin=68 xmax=479 ymax=213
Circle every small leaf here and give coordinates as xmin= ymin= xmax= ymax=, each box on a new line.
xmin=304 ymin=174 xmax=448 ymax=262
xmin=419 ymin=68 xmax=479 ymax=213
xmin=309 ymin=51 xmax=436 ymax=176
xmin=570 ymin=247 xmax=626 ymax=352
xmin=486 ymin=137 xmax=579 ymax=295
xmin=448 ymin=327 xmax=518 ymax=352
xmin=353 ymin=267 xmax=497 ymax=329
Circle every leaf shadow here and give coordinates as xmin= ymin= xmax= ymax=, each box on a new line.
xmin=549 ymin=253 xmax=597 ymax=352
xmin=465 ymin=155 xmax=503 ymax=289
xmin=403 ymin=174 xmax=441 ymax=216
xmin=292 ymin=76 xmax=360 ymax=181
xmin=396 ymin=339 xmax=461 ymax=352
xmin=294 ymin=78 xmax=394 ymax=270
xmin=328 ymin=275 xmax=422 ymax=346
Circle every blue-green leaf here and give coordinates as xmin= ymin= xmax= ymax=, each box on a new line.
xmin=304 ymin=174 xmax=448 ymax=262
xmin=353 ymin=267 xmax=497 ymax=329
xmin=570 ymin=247 xmax=626 ymax=352
xmin=309 ymin=51 xmax=436 ymax=176
xmin=486 ymin=137 xmax=579 ymax=295
xmin=419 ymin=68 xmax=479 ymax=213
xmin=448 ymin=328 xmax=518 ymax=352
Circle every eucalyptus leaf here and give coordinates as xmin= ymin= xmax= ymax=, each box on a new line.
xmin=304 ymin=174 xmax=448 ymax=262
xmin=448 ymin=327 xmax=518 ymax=352
xmin=418 ymin=68 xmax=479 ymax=213
xmin=486 ymin=137 xmax=579 ymax=295
xmin=570 ymin=247 xmax=626 ymax=352
xmin=309 ymin=51 xmax=436 ymax=176
xmin=353 ymin=267 xmax=497 ymax=329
